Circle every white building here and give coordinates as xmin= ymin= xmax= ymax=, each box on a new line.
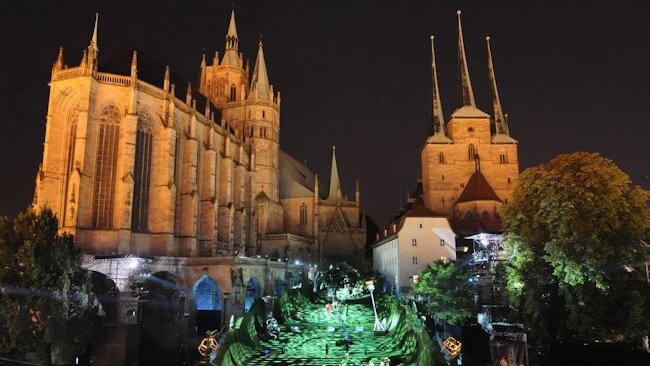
xmin=372 ymin=195 xmax=456 ymax=293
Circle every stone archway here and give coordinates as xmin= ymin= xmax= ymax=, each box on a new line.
xmin=192 ymin=275 xmax=223 ymax=335
xmin=243 ymin=277 xmax=261 ymax=313
xmin=90 ymin=271 xmax=119 ymax=323
xmin=140 ymin=272 xmax=185 ymax=366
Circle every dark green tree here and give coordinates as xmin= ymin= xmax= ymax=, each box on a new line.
xmin=504 ymin=152 xmax=650 ymax=342
xmin=412 ymin=260 xmax=474 ymax=325
xmin=0 ymin=207 xmax=95 ymax=365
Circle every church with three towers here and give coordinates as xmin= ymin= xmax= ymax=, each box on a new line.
xmin=33 ymin=11 xmax=366 ymax=267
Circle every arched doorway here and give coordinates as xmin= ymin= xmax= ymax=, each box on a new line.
xmin=90 ymin=271 xmax=118 ymax=323
xmin=140 ymin=272 xmax=185 ymax=366
xmin=192 ymin=276 xmax=223 ymax=335
xmin=243 ymin=277 xmax=261 ymax=313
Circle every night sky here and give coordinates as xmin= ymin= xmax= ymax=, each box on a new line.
xmin=0 ymin=0 xmax=648 ymax=225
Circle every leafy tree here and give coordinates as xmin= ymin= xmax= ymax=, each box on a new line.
xmin=0 ymin=207 xmax=95 ymax=365
xmin=503 ymin=152 xmax=650 ymax=342
xmin=412 ymin=260 xmax=474 ymax=325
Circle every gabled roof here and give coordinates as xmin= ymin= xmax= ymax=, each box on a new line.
xmin=279 ymin=150 xmax=319 ymax=199
xmin=457 ymin=170 xmax=501 ymax=203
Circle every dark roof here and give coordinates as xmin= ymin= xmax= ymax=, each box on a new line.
xmin=456 ymin=170 xmax=502 ymax=203
xmin=101 ymin=48 xmax=221 ymax=122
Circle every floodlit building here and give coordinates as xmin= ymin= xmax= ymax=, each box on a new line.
xmin=372 ymin=189 xmax=456 ymax=293
xmin=31 ymin=11 xmax=365 ymax=365
xmin=420 ymin=11 xmax=519 ymax=238
xmin=33 ymin=11 xmax=365 ymax=266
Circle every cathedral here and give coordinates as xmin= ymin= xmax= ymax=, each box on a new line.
xmin=384 ymin=10 xmax=520 ymax=239
xmin=33 ymin=11 xmax=366 ymax=266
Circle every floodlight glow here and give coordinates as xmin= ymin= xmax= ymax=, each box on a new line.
xmin=129 ymin=258 xmax=139 ymax=269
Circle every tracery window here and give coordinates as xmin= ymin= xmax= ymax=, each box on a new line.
xmin=63 ymin=105 xmax=79 ymax=226
xmin=468 ymin=144 xmax=476 ymax=160
xmin=92 ymin=104 xmax=121 ymax=228
xmin=132 ymin=110 xmax=153 ymax=232
xmin=299 ymin=203 xmax=307 ymax=226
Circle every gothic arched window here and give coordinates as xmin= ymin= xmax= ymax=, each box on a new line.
xmin=92 ymin=104 xmax=121 ymax=228
xmin=499 ymin=150 xmax=508 ymax=163
xmin=230 ymin=85 xmax=236 ymax=101
xmin=438 ymin=151 xmax=445 ymax=163
xmin=468 ymin=144 xmax=476 ymax=160
xmin=132 ymin=110 xmax=153 ymax=232
xmin=63 ymin=105 xmax=79 ymax=226
xmin=300 ymin=203 xmax=307 ymax=226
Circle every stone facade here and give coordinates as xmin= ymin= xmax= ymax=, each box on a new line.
xmin=33 ymin=11 xmax=365 ymax=266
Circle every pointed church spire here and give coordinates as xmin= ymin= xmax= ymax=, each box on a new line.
xmin=486 ymin=36 xmax=508 ymax=136
xmin=221 ymin=10 xmax=240 ymax=66
xmin=431 ymin=36 xmax=444 ymax=134
xmin=248 ymin=40 xmax=271 ymax=100
xmin=227 ymin=10 xmax=238 ymax=45
xmin=86 ymin=13 xmax=99 ymax=70
xmin=456 ymin=10 xmax=476 ymax=108
xmin=89 ymin=13 xmax=99 ymax=53
xmin=327 ymin=146 xmax=341 ymax=200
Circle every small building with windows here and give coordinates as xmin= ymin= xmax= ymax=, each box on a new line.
xmin=372 ymin=192 xmax=456 ymax=293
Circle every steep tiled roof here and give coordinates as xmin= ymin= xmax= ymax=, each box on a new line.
xmin=456 ymin=170 xmax=501 ymax=203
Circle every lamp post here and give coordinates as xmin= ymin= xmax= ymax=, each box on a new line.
xmin=222 ymin=292 xmax=230 ymax=330
xmin=365 ymin=280 xmax=386 ymax=331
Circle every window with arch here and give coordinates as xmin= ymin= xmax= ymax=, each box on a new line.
xmin=468 ymin=144 xmax=476 ymax=160
xmin=63 ymin=105 xmax=79 ymax=226
xmin=92 ymin=104 xmax=121 ymax=228
xmin=230 ymin=85 xmax=236 ymax=101
xmin=132 ymin=110 xmax=153 ymax=232
xmin=299 ymin=203 xmax=307 ymax=226
xmin=499 ymin=150 xmax=508 ymax=163
xmin=262 ymin=110 xmax=266 ymax=119
xmin=438 ymin=151 xmax=445 ymax=163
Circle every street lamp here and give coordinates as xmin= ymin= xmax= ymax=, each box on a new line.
xmin=222 ymin=292 xmax=230 ymax=330
xmin=365 ymin=280 xmax=386 ymax=331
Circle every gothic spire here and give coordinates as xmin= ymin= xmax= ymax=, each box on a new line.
xmin=327 ymin=146 xmax=341 ymax=200
xmin=87 ymin=13 xmax=99 ymax=65
xmin=427 ymin=36 xmax=453 ymax=144
xmin=486 ymin=36 xmax=507 ymax=136
xmin=456 ymin=10 xmax=475 ymax=108
xmin=248 ymin=40 xmax=270 ymax=100
xmin=221 ymin=10 xmax=240 ymax=66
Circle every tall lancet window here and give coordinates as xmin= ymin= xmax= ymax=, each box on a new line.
xmin=92 ymin=104 xmax=121 ymax=229
xmin=63 ymin=105 xmax=79 ymax=226
xmin=230 ymin=85 xmax=236 ymax=101
xmin=468 ymin=144 xmax=476 ymax=160
xmin=299 ymin=203 xmax=307 ymax=226
xmin=438 ymin=151 xmax=445 ymax=163
xmin=132 ymin=110 xmax=153 ymax=232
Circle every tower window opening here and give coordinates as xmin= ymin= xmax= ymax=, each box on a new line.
xmin=411 ymin=239 xmax=417 ymax=246
xmin=412 ymin=256 xmax=418 ymax=265
xmin=499 ymin=150 xmax=508 ymax=163
xmin=468 ymin=144 xmax=476 ymax=160
xmin=441 ymin=174 xmax=445 ymax=181
xmin=507 ymin=177 xmax=511 ymax=184
xmin=230 ymin=85 xmax=236 ymax=101
xmin=440 ymin=238 xmax=446 ymax=247
xmin=62 ymin=105 xmax=79 ymax=226
xmin=439 ymin=151 xmax=445 ymax=163
xmin=262 ymin=111 xmax=266 ymax=119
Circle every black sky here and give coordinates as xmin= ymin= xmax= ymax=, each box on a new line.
xmin=0 ymin=0 xmax=648 ymax=225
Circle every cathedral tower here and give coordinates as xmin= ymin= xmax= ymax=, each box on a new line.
xmin=421 ymin=11 xmax=519 ymax=235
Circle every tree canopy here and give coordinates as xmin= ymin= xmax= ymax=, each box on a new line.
xmin=503 ymin=152 xmax=650 ymax=342
xmin=412 ymin=260 xmax=474 ymax=325
xmin=0 ymin=208 xmax=94 ymax=365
